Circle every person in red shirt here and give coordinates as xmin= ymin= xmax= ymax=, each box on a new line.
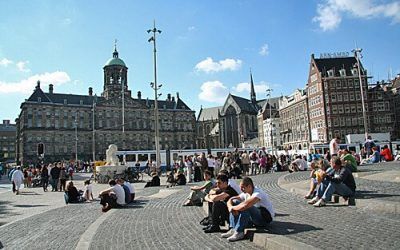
xmin=380 ymin=145 xmax=393 ymax=162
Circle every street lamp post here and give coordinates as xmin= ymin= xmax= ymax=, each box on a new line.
xmin=74 ymin=115 xmax=78 ymax=165
xmin=148 ymin=21 xmax=162 ymax=171
xmin=266 ymin=89 xmax=274 ymax=155
xmin=352 ymin=48 xmax=368 ymax=142
xmin=120 ymin=69 xmax=126 ymax=165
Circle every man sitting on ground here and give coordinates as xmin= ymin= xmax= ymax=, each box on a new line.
xmin=224 ymin=177 xmax=275 ymax=242
xmin=122 ymin=177 xmax=135 ymax=202
xmin=202 ymin=174 xmax=238 ymax=233
xmin=340 ymin=149 xmax=357 ymax=172
xmin=361 ymin=146 xmax=380 ymax=165
xmin=99 ymin=179 xmax=126 ymax=212
xmin=289 ymin=155 xmax=307 ymax=172
xmin=118 ymin=178 xmax=131 ymax=204
xmin=183 ymin=170 xmax=215 ymax=206
xmin=308 ymin=156 xmax=356 ymax=207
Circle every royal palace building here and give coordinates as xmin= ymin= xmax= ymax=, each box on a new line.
xmin=15 ymin=47 xmax=196 ymax=165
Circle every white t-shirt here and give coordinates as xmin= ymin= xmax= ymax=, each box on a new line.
xmin=239 ymin=187 xmax=275 ymax=218
xmin=207 ymin=158 xmax=215 ymax=168
xmin=293 ymin=158 xmax=307 ymax=171
xmin=329 ymin=139 xmax=339 ymax=155
xmin=228 ymin=179 xmax=241 ymax=194
xmin=112 ymin=184 xmax=126 ymax=205
xmin=83 ymin=184 xmax=93 ymax=198
xmin=124 ymin=181 xmax=135 ymax=194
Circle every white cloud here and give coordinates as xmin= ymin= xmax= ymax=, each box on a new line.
xmin=188 ymin=26 xmax=195 ymax=31
xmin=259 ymin=44 xmax=269 ymax=56
xmin=0 ymin=58 xmax=13 ymax=67
xmin=0 ymin=71 xmax=71 ymax=94
xmin=16 ymin=61 xmax=30 ymax=72
xmin=314 ymin=0 xmax=400 ymax=31
xmin=195 ymin=57 xmax=242 ymax=73
xmin=198 ymin=81 xmax=229 ymax=103
xmin=63 ymin=18 xmax=72 ymax=25
xmin=232 ymin=81 xmax=271 ymax=94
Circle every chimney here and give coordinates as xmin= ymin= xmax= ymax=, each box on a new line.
xmin=35 ymin=80 xmax=41 ymax=90
xmin=3 ymin=120 xmax=10 ymax=126
xmin=49 ymin=84 xmax=54 ymax=94
xmin=171 ymin=97 xmax=175 ymax=102
xmin=176 ymin=92 xmax=180 ymax=100
xmin=167 ymin=93 xmax=171 ymax=101
xmin=137 ymin=91 xmax=142 ymax=100
xmin=89 ymin=87 xmax=93 ymax=96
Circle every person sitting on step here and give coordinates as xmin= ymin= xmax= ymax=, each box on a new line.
xmin=223 ymin=177 xmax=275 ymax=242
xmin=202 ymin=174 xmax=238 ymax=233
xmin=308 ymin=156 xmax=356 ymax=207
xmin=183 ymin=170 xmax=215 ymax=206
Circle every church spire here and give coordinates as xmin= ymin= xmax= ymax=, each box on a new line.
xmin=113 ymin=39 xmax=119 ymax=58
xmin=250 ymin=69 xmax=256 ymax=103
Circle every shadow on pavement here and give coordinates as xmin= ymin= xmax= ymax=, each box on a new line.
xmin=13 ymin=204 xmax=48 ymax=208
xmin=253 ymin=221 xmax=322 ymax=235
xmin=355 ymin=190 xmax=400 ymax=199
xmin=18 ymin=191 xmax=42 ymax=196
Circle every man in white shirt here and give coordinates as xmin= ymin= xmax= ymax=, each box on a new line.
xmin=99 ymin=179 xmax=126 ymax=212
xmin=224 ymin=177 xmax=274 ymax=242
xmin=11 ymin=166 xmax=24 ymax=195
xmin=290 ymin=155 xmax=308 ymax=172
xmin=329 ymin=135 xmax=340 ymax=157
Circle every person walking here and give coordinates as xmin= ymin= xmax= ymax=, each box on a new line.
xmin=41 ymin=165 xmax=49 ymax=192
xmin=11 ymin=166 xmax=24 ymax=195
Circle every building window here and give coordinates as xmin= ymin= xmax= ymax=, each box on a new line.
xmin=349 ymin=92 xmax=355 ymax=101
xmin=338 ymin=105 xmax=344 ymax=114
xmin=64 ymin=99 xmax=67 ymax=105
xmin=343 ymin=93 xmax=349 ymax=101
xmin=337 ymin=94 xmax=343 ymax=102
xmin=348 ymin=79 xmax=353 ymax=88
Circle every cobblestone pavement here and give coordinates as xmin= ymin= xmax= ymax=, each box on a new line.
xmin=261 ymin=161 xmax=400 ymax=249
xmin=0 ymin=162 xmax=399 ymax=249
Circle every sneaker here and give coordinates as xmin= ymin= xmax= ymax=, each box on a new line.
xmin=221 ymin=229 xmax=235 ymax=238
xmin=227 ymin=232 xmax=245 ymax=242
xmin=200 ymin=217 xmax=210 ymax=226
xmin=313 ymin=199 xmax=326 ymax=207
xmin=307 ymin=196 xmax=320 ymax=204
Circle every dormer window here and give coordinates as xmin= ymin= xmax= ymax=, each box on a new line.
xmin=64 ymin=99 xmax=67 ymax=105
xmin=339 ymin=69 xmax=346 ymax=77
xmin=352 ymin=69 xmax=358 ymax=76
xmin=38 ymin=97 xmax=41 ymax=103
xmin=327 ymin=70 xmax=334 ymax=77
xmin=80 ymin=100 xmax=83 ymax=105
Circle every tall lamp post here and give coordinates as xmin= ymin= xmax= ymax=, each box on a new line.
xmin=148 ymin=21 xmax=162 ymax=170
xmin=266 ymin=89 xmax=274 ymax=155
xmin=120 ymin=68 xmax=126 ymax=164
xmin=74 ymin=114 xmax=78 ymax=165
xmin=352 ymin=47 xmax=368 ymax=142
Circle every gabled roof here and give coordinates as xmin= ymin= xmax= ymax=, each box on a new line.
xmin=198 ymin=106 xmax=221 ymax=121
xmin=230 ymin=94 xmax=260 ymax=114
xmin=313 ymin=56 xmax=364 ymax=77
xmin=136 ymin=98 xmax=191 ymax=110
xmin=27 ymin=87 xmax=52 ymax=103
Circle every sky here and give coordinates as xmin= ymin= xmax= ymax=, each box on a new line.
xmin=1 ymin=0 xmax=400 ymax=121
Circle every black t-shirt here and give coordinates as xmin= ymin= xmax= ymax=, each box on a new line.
xmin=217 ymin=185 xmax=238 ymax=202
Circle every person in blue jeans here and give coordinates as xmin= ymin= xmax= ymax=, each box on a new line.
xmin=308 ymin=156 xmax=356 ymax=207
xmin=224 ymin=177 xmax=275 ymax=242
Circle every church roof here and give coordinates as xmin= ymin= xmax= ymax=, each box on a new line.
xmin=197 ymin=106 xmax=221 ymax=121
xmin=230 ymin=94 xmax=261 ymax=114
xmin=105 ymin=57 xmax=126 ymax=67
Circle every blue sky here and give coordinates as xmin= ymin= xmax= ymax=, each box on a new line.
xmin=1 ymin=0 xmax=400 ymax=121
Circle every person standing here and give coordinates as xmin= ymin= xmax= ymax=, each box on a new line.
xmin=364 ymin=135 xmax=375 ymax=158
xmin=11 ymin=166 xmax=24 ymax=195
xmin=59 ymin=166 xmax=67 ymax=192
xmin=241 ymin=151 xmax=250 ymax=176
xmin=329 ymin=135 xmax=340 ymax=157
xmin=50 ymin=163 xmax=61 ymax=192
xmin=41 ymin=165 xmax=49 ymax=192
